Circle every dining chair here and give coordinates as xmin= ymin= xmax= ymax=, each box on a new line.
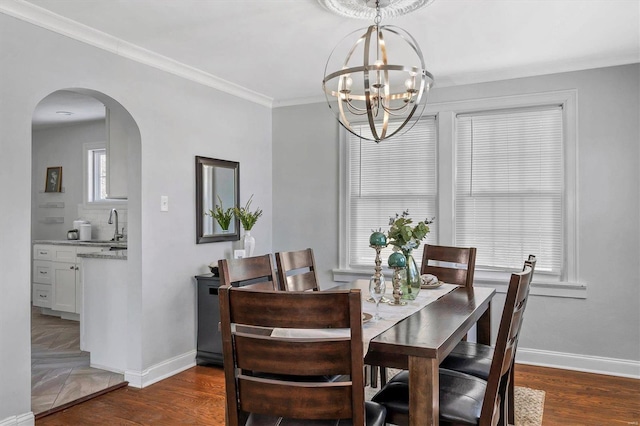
xmin=371 ymin=244 xmax=479 ymax=387
xmin=439 ymin=254 xmax=537 ymax=425
xmin=371 ymin=258 xmax=534 ymax=426
xmin=420 ymin=244 xmax=477 ymax=288
xmin=275 ymin=248 xmax=319 ymax=292
xmin=219 ymin=285 xmax=387 ymax=426
xmin=218 ymin=254 xmax=278 ymax=291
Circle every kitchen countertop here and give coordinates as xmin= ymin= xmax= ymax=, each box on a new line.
xmin=77 ymin=250 xmax=127 ymax=260
xmin=34 ymin=240 xmax=128 ymax=248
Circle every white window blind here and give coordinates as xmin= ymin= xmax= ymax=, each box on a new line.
xmin=347 ymin=117 xmax=437 ymax=268
xmin=455 ymin=106 xmax=564 ymax=275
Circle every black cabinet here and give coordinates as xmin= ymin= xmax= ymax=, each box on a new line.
xmin=195 ymin=274 xmax=224 ymax=366
xmin=195 ymin=273 xmax=277 ymax=366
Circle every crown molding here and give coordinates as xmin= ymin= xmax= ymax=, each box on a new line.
xmin=273 ymin=95 xmax=327 ymax=108
xmin=0 ymin=0 xmax=274 ymax=108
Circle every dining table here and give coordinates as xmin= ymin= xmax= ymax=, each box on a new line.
xmin=333 ymin=279 xmax=496 ymax=426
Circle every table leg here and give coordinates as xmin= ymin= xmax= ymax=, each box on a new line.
xmin=409 ymin=355 xmax=439 ymax=426
xmin=476 ymin=300 xmax=492 ymax=345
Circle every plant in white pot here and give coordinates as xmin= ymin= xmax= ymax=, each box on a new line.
xmin=234 ymin=195 xmax=263 ymax=257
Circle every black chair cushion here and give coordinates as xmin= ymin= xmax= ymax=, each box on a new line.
xmin=245 ymin=401 xmax=387 ymax=426
xmin=439 ymin=341 xmax=493 ymax=380
xmin=371 ymin=369 xmax=486 ymax=426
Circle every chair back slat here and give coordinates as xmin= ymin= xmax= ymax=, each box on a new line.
xmin=238 ymin=377 xmax=353 ymax=419
xmin=421 ymin=244 xmax=477 ymax=288
xmin=234 ymin=333 xmax=352 ymax=376
xmin=228 ymin=289 xmax=352 ymax=328
xmin=278 ymin=248 xmax=315 ymax=270
xmin=220 ymin=285 xmax=366 ymax=425
xmin=286 ymin=271 xmax=318 ymax=292
xmin=422 ymin=265 xmax=469 ymax=287
xmin=276 ymin=248 xmax=320 ymax=292
xmin=219 ymin=254 xmax=278 ymax=289
xmin=423 ymin=244 xmax=474 ymax=264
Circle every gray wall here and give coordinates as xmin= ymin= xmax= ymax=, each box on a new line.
xmin=272 ymin=103 xmax=340 ymax=285
xmin=0 ymin=13 xmax=272 ymax=421
xmin=273 ymin=64 xmax=640 ymax=368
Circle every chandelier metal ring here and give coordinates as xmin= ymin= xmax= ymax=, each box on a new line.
xmin=322 ymin=21 xmax=434 ymax=142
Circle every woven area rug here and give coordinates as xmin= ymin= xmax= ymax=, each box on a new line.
xmin=365 ymin=369 xmax=545 ymax=426
xmin=514 ymin=385 xmax=545 ymax=426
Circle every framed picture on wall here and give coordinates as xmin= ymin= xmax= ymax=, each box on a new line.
xmin=45 ymin=166 xmax=62 ymax=193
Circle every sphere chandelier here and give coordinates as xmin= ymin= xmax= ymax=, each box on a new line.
xmin=322 ymin=0 xmax=434 ymax=143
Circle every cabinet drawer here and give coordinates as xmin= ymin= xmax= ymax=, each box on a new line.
xmin=33 ymin=260 xmax=52 ymax=284
xmin=33 ymin=284 xmax=51 ymax=308
xmin=76 ymin=247 xmax=103 ymax=256
xmin=54 ymin=246 xmax=77 ymax=262
xmin=34 ymin=245 xmax=53 ymax=261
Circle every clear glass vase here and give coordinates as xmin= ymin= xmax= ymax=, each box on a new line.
xmin=400 ymin=251 xmax=420 ymax=300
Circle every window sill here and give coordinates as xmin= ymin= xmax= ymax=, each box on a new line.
xmin=331 ymin=268 xmax=587 ymax=299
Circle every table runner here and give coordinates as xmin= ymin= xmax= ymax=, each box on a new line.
xmin=271 ymin=283 xmax=458 ymax=355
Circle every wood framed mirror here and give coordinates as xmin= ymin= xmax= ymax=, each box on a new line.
xmin=195 ymin=156 xmax=240 ymax=243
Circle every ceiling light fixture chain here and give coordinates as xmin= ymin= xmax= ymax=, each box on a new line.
xmin=373 ymin=0 xmax=382 ymax=25
xmin=322 ymin=0 xmax=434 ymax=142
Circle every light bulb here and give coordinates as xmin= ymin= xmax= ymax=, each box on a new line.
xmin=404 ymin=78 xmax=414 ymax=90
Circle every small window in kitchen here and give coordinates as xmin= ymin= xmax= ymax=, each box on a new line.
xmin=84 ymin=143 xmax=107 ymax=203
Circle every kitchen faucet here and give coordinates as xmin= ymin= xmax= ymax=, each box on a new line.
xmin=108 ymin=208 xmax=124 ymax=241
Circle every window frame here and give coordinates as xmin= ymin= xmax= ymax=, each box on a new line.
xmin=82 ymin=142 xmax=126 ymax=208
xmin=337 ymin=89 xmax=584 ymax=298
xmin=341 ymin=117 xmax=439 ymax=270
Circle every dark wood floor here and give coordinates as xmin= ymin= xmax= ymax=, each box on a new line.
xmin=515 ymin=364 xmax=639 ymax=425
xmin=36 ymin=363 xmax=639 ymax=425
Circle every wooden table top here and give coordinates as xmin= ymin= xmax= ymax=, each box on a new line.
xmin=334 ymin=279 xmax=495 ymax=364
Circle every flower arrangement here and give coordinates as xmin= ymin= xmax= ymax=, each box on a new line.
xmin=207 ymin=195 xmax=234 ymax=231
xmin=234 ymin=194 xmax=263 ymax=231
xmin=387 ymin=210 xmax=434 ymax=254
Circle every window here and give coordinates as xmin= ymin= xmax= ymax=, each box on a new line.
xmin=84 ymin=144 xmax=108 ymax=203
xmin=455 ymin=106 xmax=564 ymax=276
xmin=343 ymin=117 xmax=438 ymax=268
xmin=339 ymin=90 xmax=578 ymax=288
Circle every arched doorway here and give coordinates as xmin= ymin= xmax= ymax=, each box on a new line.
xmin=30 ymin=88 xmax=141 ymax=416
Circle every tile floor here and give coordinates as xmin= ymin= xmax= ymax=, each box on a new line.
xmin=31 ymin=306 xmax=125 ymax=414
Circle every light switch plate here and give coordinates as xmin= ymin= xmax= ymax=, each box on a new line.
xmin=160 ymin=195 xmax=169 ymax=212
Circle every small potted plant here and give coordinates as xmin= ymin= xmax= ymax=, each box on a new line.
xmin=234 ymin=195 xmax=263 ymax=257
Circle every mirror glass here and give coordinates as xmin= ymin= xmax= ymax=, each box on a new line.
xmin=196 ymin=156 xmax=240 ymax=243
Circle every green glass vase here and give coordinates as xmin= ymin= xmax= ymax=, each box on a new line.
xmin=400 ymin=251 xmax=420 ymax=300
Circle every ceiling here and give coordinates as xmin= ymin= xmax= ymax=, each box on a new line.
xmin=21 ymin=0 xmax=640 ymax=127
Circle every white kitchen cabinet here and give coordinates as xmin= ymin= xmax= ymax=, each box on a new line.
xmin=105 ymin=104 xmax=134 ymax=199
xmin=33 ymin=260 xmax=52 ymax=285
xmin=52 ymin=261 xmax=77 ymax=312
xmin=32 ymin=244 xmax=102 ymax=315
xmin=34 ymin=246 xmax=53 ymax=261
xmin=32 ymin=284 xmax=52 ymax=308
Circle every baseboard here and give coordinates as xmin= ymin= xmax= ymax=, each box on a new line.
xmin=124 ymin=350 xmax=196 ymax=388
xmin=0 ymin=412 xmax=34 ymax=426
xmin=88 ymin=362 xmax=124 ymax=374
xmin=517 ymin=347 xmax=640 ymax=379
